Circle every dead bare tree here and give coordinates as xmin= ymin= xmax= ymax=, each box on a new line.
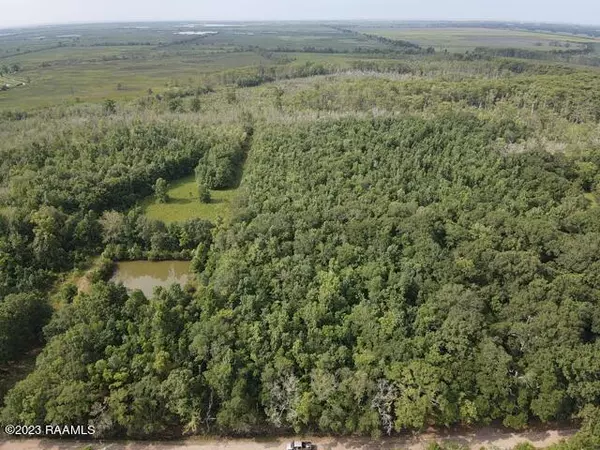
xmin=371 ymin=379 xmax=397 ymax=435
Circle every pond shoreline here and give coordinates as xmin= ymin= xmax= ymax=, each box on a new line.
xmin=110 ymin=260 xmax=192 ymax=297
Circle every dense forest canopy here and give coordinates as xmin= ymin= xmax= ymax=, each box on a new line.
xmin=1 ymin=20 xmax=600 ymax=449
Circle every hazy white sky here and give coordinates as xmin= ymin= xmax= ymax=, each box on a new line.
xmin=0 ymin=0 xmax=599 ymax=28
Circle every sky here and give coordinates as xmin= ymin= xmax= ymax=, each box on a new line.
xmin=0 ymin=0 xmax=599 ymax=28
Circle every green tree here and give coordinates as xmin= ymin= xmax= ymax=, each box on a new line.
xmin=198 ymin=182 xmax=211 ymax=204
xmin=168 ymin=98 xmax=183 ymax=112
xmin=31 ymin=206 xmax=69 ymax=270
xmin=190 ymin=96 xmax=202 ymax=112
xmin=103 ymin=99 xmax=116 ymax=115
xmin=154 ymin=178 xmax=169 ymax=204
xmin=0 ymin=293 xmax=52 ymax=364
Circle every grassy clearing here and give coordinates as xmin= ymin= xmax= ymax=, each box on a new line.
xmin=584 ymin=192 xmax=599 ymax=208
xmin=0 ymin=50 xmax=269 ymax=110
xmin=142 ymin=175 xmax=238 ymax=223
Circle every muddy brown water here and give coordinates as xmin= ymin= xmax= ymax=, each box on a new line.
xmin=110 ymin=261 xmax=191 ymax=297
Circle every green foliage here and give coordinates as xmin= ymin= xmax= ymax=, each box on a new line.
xmin=190 ymin=96 xmax=202 ymax=113
xmin=0 ymin=293 xmax=51 ymax=364
xmin=154 ymin=178 xmax=169 ymax=204
xmin=284 ymin=71 xmax=600 ymax=123
xmin=168 ymin=98 xmax=183 ymax=113
xmin=188 ymin=115 xmax=600 ymax=435
xmin=5 ymin=114 xmax=600 ymax=438
xmin=0 ymin=122 xmax=243 ymax=213
xmin=198 ymin=182 xmax=211 ymax=204
xmin=513 ymin=444 xmax=537 ymax=450
xmin=103 ymin=99 xmax=117 ymax=115
xmin=1 ymin=282 xmax=201 ymax=437
xmin=195 ymin=138 xmax=246 ymax=190
xmin=99 ymin=209 xmax=213 ymax=261
xmin=548 ymin=406 xmax=600 ymax=449
xmin=89 ymin=258 xmax=115 ymax=283
xmin=425 ymin=444 xmax=469 ymax=450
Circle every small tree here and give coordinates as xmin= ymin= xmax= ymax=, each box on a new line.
xmin=198 ymin=182 xmax=211 ymax=204
xmin=154 ymin=178 xmax=169 ymax=204
xmin=168 ymin=98 xmax=183 ymax=112
xmin=190 ymin=96 xmax=202 ymax=112
xmin=102 ymin=99 xmax=116 ymax=115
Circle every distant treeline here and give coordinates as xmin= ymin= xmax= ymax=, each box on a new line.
xmin=89 ymin=42 xmax=156 ymax=47
xmin=346 ymin=58 xmax=579 ymax=76
xmin=215 ymin=61 xmax=334 ymax=88
xmin=448 ymin=47 xmax=600 ymax=68
xmin=331 ymin=26 xmax=426 ymax=53
xmin=237 ymin=45 xmax=423 ymax=56
xmin=469 ymin=44 xmax=594 ymax=60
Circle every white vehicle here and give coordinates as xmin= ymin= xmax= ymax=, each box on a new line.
xmin=286 ymin=441 xmax=315 ymax=450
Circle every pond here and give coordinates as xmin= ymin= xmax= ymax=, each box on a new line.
xmin=110 ymin=261 xmax=191 ymax=297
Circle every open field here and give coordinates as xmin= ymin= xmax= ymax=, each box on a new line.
xmin=2 ymin=21 xmax=600 ymax=109
xmin=0 ymin=49 xmax=269 ymax=109
xmin=0 ymin=22 xmax=348 ymax=109
xmin=353 ymin=26 xmax=600 ymax=52
xmin=142 ymin=175 xmax=238 ymax=223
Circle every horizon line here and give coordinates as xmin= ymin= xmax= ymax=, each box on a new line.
xmin=2 ymin=18 xmax=600 ymax=31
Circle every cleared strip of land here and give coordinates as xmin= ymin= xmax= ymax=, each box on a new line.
xmin=0 ymin=427 xmax=577 ymax=450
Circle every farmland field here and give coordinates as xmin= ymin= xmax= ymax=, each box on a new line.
xmin=354 ymin=26 xmax=600 ymax=52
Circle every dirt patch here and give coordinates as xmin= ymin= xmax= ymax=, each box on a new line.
xmin=75 ymin=274 xmax=92 ymax=294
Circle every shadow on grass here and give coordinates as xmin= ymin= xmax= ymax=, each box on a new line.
xmin=163 ymin=198 xmax=228 ymax=206
xmin=160 ymin=198 xmax=190 ymax=205
xmin=206 ymin=198 xmax=227 ymax=205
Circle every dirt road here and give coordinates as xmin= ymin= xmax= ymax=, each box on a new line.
xmin=0 ymin=427 xmax=577 ymax=450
